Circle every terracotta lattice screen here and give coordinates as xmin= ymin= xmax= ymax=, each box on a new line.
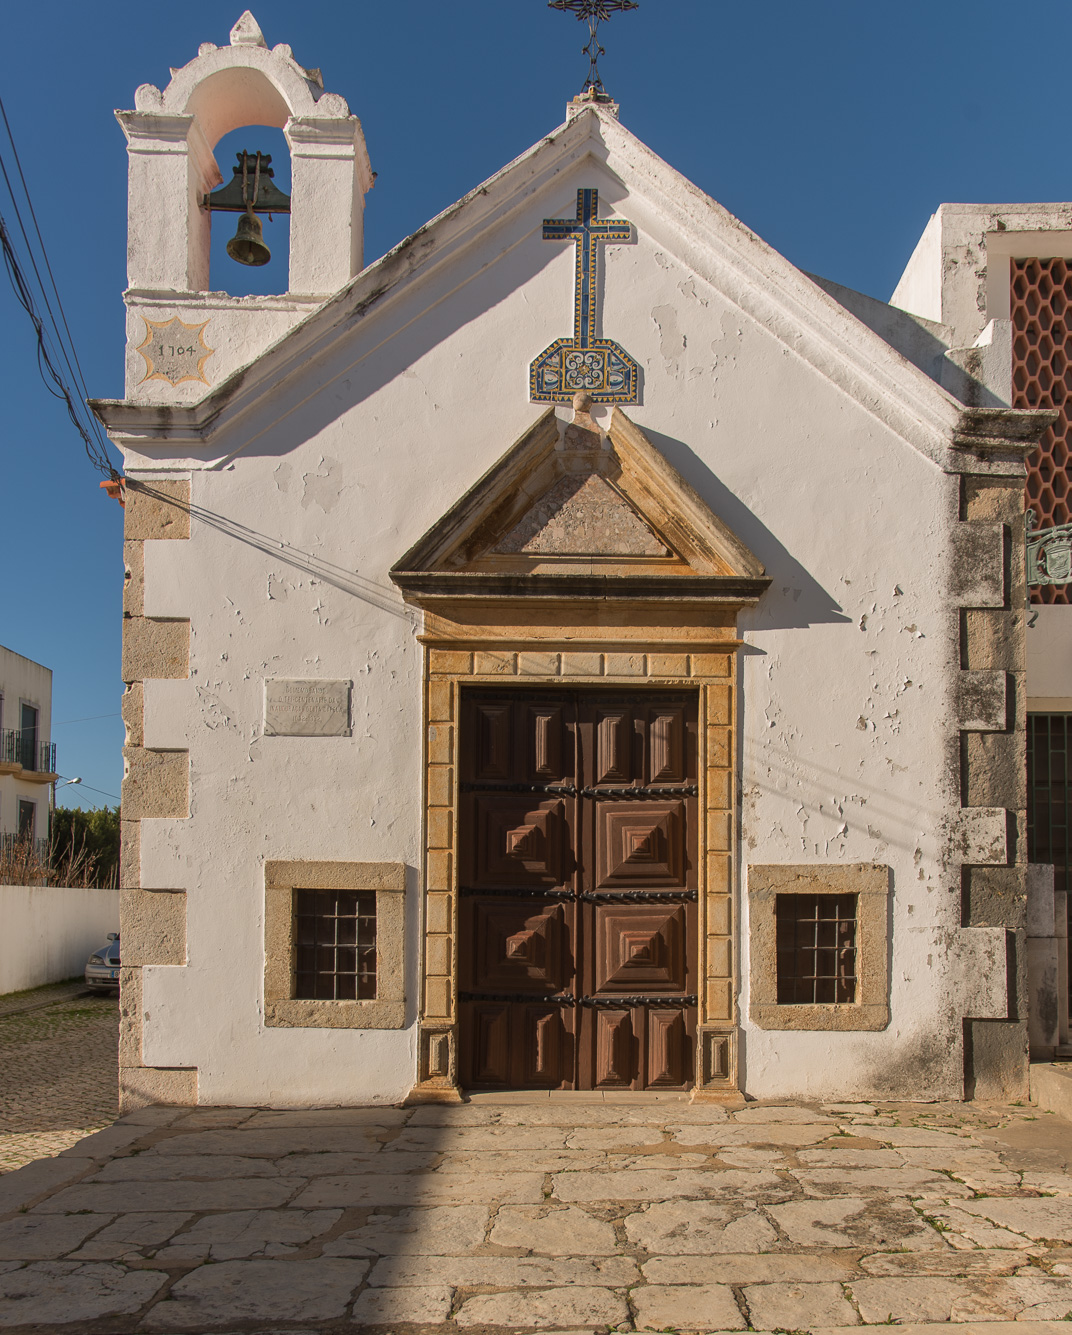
xmin=1011 ymin=258 xmax=1072 ymax=604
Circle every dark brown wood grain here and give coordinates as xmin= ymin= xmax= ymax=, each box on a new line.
xmin=459 ymin=689 xmax=698 ymax=1090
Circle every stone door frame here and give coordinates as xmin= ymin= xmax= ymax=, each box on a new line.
xmin=410 ymin=641 xmax=740 ymax=1102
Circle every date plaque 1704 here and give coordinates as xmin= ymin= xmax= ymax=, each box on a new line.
xmin=264 ymin=679 xmax=352 ymax=737
xmin=136 ymin=316 xmax=214 ymax=387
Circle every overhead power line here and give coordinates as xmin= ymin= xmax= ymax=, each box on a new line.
xmin=52 ymin=713 xmax=122 ymax=727
xmin=0 ymin=94 xmax=118 ymax=479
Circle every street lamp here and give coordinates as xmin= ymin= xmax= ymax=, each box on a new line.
xmin=50 ymin=775 xmax=82 ymax=819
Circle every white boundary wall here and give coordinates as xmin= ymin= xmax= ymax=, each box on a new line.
xmin=0 ymin=886 xmax=119 ymax=995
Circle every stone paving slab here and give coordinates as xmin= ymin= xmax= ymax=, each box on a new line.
xmin=0 ymin=1097 xmax=1069 ymax=1331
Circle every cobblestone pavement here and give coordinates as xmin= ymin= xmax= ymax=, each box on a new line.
xmin=0 ymin=983 xmax=118 ymax=1173
xmin=0 ymin=1097 xmax=1070 ymax=1332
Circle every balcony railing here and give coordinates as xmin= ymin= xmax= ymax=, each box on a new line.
xmin=0 ymin=832 xmax=49 ymax=859
xmin=0 ymin=730 xmax=56 ymax=774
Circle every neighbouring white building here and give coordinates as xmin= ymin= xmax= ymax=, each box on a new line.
xmin=93 ymin=12 xmax=1066 ymax=1111
xmin=887 ymin=209 xmax=1072 ymax=1064
xmin=0 ymin=645 xmax=57 ymax=851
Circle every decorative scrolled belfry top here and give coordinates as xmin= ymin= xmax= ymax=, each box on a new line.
xmin=131 ymin=10 xmax=355 ymax=150
xmin=116 ymin=11 xmax=373 ymax=299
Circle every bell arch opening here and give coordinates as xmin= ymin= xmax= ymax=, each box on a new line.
xmin=184 ymin=66 xmax=294 ymax=149
xmin=206 ymin=124 xmax=292 ymax=297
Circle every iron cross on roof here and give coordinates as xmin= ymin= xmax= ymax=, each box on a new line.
xmin=529 ymin=188 xmax=639 ymax=404
xmin=549 ymin=0 xmax=639 ymax=98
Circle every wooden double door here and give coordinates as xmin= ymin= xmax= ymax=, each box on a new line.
xmin=458 ymin=689 xmax=699 ymax=1091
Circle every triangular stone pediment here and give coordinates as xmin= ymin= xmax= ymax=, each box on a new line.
xmin=494 ymin=472 xmax=671 ymax=559
xmin=390 ymin=401 xmax=769 ymax=609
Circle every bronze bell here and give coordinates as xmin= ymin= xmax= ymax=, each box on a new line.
xmin=227 ymin=208 xmax=270 ymax=267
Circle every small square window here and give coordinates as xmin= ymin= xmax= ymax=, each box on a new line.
xmin=776 ymin=893 xmax=857 ymax=1004
xmin=264 ymin=861 xmax=405 ymax=1029
xmin=749 ymin=865 xmax=888 ymax=1031
xmin=294 ymin=889 xmax=377 ymax=1000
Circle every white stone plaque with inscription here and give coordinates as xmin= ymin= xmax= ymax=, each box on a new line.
xmin=264 ymin=679 xmax=352 ymax=737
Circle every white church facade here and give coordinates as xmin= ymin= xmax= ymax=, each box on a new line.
xmin=94 ymin=13 xmax=1063 ymax=1111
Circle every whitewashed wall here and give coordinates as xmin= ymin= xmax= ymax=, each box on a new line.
xmin=0 ymin=886 xmax=119 ymax=995
xmin=121 ymin=140 xmax=989 ymax=1106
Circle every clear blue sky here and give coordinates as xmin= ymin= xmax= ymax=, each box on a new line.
xmin=1 ymin=0 xmax=1068 ymax=810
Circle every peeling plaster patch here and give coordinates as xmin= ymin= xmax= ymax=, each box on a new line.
xmin=677 ymin=277 xmax=708 ymax=307
xmin=301 ymin=458 xmax=340 ymax=514
xmin=273 ymin=463 xmax=292 ymax=493
xmin=651 ymin=304 xmax=685 ymax=369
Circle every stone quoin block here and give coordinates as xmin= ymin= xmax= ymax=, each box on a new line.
xmin=118 ymin=967 xmax=143 ymax=1067
xmin=962 ymin=476 xmax=1025 ymax=524
xmin=119 ymin=820 xmax=141 ymax=890
xmin=121 ymin=682 xmax=144 ymax=748
xmin=964 ymin=731 xmax=1027 ymax=808
xmin=123 ymin=478 xmax=191 ymax=540
xmin=956 ymin=670 xmax=1008 ymax=731
xmin=951 ymin=523 xmax=1005 ymax=608
xmin=123 ymin=540 xmax=145 ymax=616
xmin=121 ymin=887 xmax=187 ymax=966
xmin=964 ymin=609 xmax=1025 ymax=672
xmin=119 ymin=1065 xmax=197 ymax=1112
xmin=957 ymin=925 xmax=1011 ymax=1019
xmin=949 ymin=806 xmax=1009 ymax=865
xmin=121 ymin=617 xmax=190 ymax=682
xmin=121 ymin=748 xmax=190 ymax=820
xmin=965 ymin=1018 xmax=1029 ymax=1102
xmin=963 ymin=865 xmax=1028 ymax=931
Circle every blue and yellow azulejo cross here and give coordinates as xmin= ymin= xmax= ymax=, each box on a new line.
xmin=529 ymin=188 xmax=639 ymax=404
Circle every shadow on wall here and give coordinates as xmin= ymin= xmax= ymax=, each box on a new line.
xmin=203 ymin=224 xmax=559 ymax=474
xmin=642 ymin=426 xmax=850 ymax=631
xmin=131 ymin=483 xmax=414 ymax=624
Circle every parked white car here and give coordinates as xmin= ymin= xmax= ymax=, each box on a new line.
xmin=85 ymin=933 xmax=120 ymax=991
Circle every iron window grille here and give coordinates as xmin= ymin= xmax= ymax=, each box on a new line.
xmin=1028 ymin=713 xmax=1071 ymax=897
xmin=294 ymin=889 xmax=377 ymax=1001
xmin=775 ymin=893 xmax=857 ymax=1004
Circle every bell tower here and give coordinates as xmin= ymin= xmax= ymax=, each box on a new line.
xmin=116 ymin=11 xmax=373 ymax=402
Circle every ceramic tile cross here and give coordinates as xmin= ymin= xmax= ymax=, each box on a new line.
xmin=529 ymin=188 xmax=639 ymax=404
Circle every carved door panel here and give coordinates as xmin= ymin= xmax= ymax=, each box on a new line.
xmin=458 ymin=690 xmax=697 ymax=1091
xmin=577 ymin=697 xmax=698 ymax=1090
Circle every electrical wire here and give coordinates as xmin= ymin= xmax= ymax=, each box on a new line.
xmin=52 ymin=713 xmax=122 ymax=727
xmin=0 ymin=99 xmax=117 ymax=478
xmin=0 ymin=96 xmax=99 ymax=421
xmin=55 ymin=776 xmax=120 ymax=803
xmin=0 ymin=212 xmax=116 ymax=477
